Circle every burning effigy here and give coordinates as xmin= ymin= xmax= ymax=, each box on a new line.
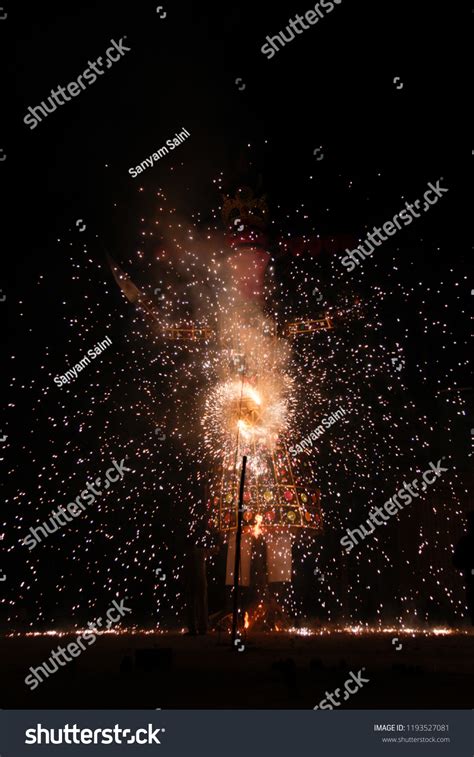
xmin=108 ymin=183 xmax=330 ymax=601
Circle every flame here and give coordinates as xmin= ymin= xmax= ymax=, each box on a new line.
xmin=252 ymin=514 xmax=263 ymax=537
xmin=244 ymin=386 xmax=262 ymax=406
xmin=244 ymin=611 xmax=250 ymax=630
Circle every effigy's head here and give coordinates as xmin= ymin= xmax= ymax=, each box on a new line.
xmin=221 ymin=186 xmax=268 ymax=233
xmin=221 ymin=185 xmax=269 ymax=250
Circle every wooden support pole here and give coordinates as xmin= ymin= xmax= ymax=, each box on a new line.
xmin=231 ymin=455 xmax=247 ymax=647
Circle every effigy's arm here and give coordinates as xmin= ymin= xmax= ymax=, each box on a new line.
xmin=107 ymin=254 xmax=214 ymax=341
xmin=283 ymin=317 xmax=334 ymax=338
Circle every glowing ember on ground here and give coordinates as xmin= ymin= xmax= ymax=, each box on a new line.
xmin=5 ymin=625 xmax=468 ymax=639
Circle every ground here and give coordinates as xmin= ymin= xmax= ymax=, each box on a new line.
xmin=2 ymin=630 xmax=473 ymax=709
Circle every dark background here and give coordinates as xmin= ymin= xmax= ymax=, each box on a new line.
xmin=4 ymin=0 xmax=464 ymax=384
